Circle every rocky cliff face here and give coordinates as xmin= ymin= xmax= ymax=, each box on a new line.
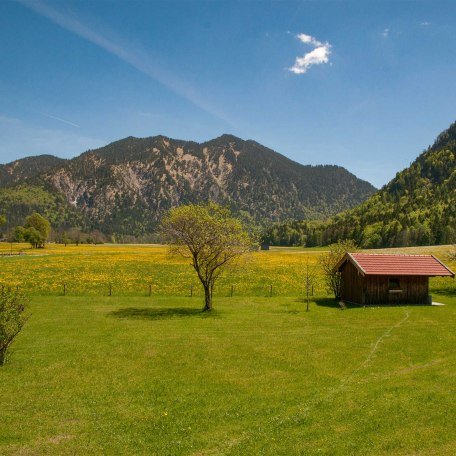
xmin=1 ymin=134 xmax=376 ymax=235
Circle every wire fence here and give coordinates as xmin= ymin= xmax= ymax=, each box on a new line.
xmin=0 ymin=282 xmax=318 ymax=298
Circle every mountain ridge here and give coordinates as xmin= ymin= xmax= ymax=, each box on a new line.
xmin=0 ymin=155 xmax=67 ymax=187
xmin=0 ymin=134 xmax=376 ymax=237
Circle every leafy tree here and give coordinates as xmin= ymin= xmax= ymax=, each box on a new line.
xmin=12 ymin=226 xmax=26 ymax=243
xmin=86 ymin=230 xmax=107 ymax=244
xmin=0 ymin=289 xmax=29 ymax=365
xmin=319 ymin=240 xmax=358 ymax=299
xmin=161 ymin=203 xmax=255 ymax=311
xmin=23 ymin=227 xmax=43 ymax=249
xmin=67 ymin=228 xmax=83 ymax=246
xmin=24 ymin=212 xmax=51 ymax=248
xmin=61 ymin=232 xmax=70 ymax=246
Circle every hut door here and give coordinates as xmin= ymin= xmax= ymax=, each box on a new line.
xmin=388 ymin=278 xmax=402 ymax=305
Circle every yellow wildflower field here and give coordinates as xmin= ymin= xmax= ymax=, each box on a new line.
xmin=0 ymin=243 xmax=323 ymax=297
xmin=0 ymin=243 xmax=453 ymax=297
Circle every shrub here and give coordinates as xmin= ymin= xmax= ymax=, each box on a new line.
xmin=319 ymin=240 xmax=358 ymax=299
xmin=0 ymin=289 xmax=29 ymax=365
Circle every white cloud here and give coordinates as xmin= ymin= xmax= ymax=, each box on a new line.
xmin=420 ymin=21 xmax=430 ymax=26
xmin=296 ymin=33 xmax=323 ymax=47
xmin=289 ymin=33 xmax=331 ymax=75
xmin=381 ymin=28 xmax=390 ymax=38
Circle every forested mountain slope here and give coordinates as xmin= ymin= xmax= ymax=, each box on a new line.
xmin=265 ymin=121 xmax=456 ymax=247
xmin=0 ymin=155 xmax=65 ymax=186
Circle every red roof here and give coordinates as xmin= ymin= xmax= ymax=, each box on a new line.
xmin=338 ymin=253 xmax=455 ymax=277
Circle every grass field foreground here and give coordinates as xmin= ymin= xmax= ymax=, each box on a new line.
xmin=0 ymin=244 xmax=455 ymax=454
xmin=1 ymin=294 xmax=455 ymax=455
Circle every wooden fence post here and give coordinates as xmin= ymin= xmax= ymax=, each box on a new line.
xmin=230 ymin=285 xmax=234 ymax=297
xmin=190 ymin=285 xmax=193 ymax=297
xmin=306 ymin=284 xmax=310 ymax=312
xmin=109 ymin=284 xmax=112 ymax=297
xmin=63 ymin=283 xmax=66 ymax=296
xmin=269 ymin=284 xmax=272 ymax=297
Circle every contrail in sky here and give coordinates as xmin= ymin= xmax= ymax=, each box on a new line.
xmin=17 ymin=0 xmax=233 ymax=126
xmin=39 ymin=112 xmax=80 ymax=128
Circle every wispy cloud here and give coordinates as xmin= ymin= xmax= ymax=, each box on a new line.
xmin=289 ymin=33 xmax=331 ymax=75
xmin=17 ymin=0 xmax=232 ymax=125
xmin=39 ymin=112 xmax=80 ymax=128
xmin=0 ymin=114 xmax=21 ymax=124
xmin=420 ymin=21 xmax=430 ymax=26
xmin=381 ymin=28 xmax=390 ymax=38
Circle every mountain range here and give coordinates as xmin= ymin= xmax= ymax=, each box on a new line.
xmin=0 ymin=134 xmax=375 ymax=237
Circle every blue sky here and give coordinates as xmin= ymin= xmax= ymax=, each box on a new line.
xmin=1 ymin=0 xmax=455 ymax=187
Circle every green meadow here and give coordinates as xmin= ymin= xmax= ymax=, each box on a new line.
xmin=0 ymin=245 xmax=455 ymax=455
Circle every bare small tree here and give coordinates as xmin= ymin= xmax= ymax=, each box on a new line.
xmin=319 ymin=240 xmax=358 ymax=299
xmin=161 ymin=203 xmax=255 ymax=311
xmin=0 ymin=289 xmax=29 ymax=365
xmin=304 ymin=263 xmax=317 ymax=311
xmin=448 ymin=245 xmax=456 ymax=262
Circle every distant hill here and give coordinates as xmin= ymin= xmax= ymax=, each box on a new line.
xmin=265 ymin=121 xmax=456 ymax=247
xmin=0 ymin=155 xmax=66 ymax=186
xmin=0 ymin=134 xmax=375 ymax=236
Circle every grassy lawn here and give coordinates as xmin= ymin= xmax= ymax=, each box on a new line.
xmin=0 ymin=244 xmax=455 ymax=454
xmin=1 ymin=292 xmax=455 ymax=455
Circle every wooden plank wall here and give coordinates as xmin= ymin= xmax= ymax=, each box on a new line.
xmin=340 ymin=260 xmax=365 ymax=304
xmin=364 ymin=276 xmax=428 ymax=305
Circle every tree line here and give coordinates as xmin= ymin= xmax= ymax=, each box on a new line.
xmin=0 ymin=212 xmax=113 ymax=248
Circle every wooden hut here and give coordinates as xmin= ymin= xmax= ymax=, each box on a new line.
xmin=335 ymin=253 xmax=454 ymax=305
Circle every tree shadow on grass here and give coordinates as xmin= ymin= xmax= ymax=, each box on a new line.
xmin=313 ymin=298 xmax=358 ymax=309
xmin=108 ymin=307 xmax=218 ymax=321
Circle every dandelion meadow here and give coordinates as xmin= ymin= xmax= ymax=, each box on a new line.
xmin=0 ymin=243 xmax=325 ymax=297
xmin=0 ymin=243 xmax=453 ymax=298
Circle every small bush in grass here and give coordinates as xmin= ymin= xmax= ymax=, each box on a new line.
xmin=319 ymin=240 xmax=358 ymax=299
xmin=0 ymin=289 xmax=29 ymax=365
